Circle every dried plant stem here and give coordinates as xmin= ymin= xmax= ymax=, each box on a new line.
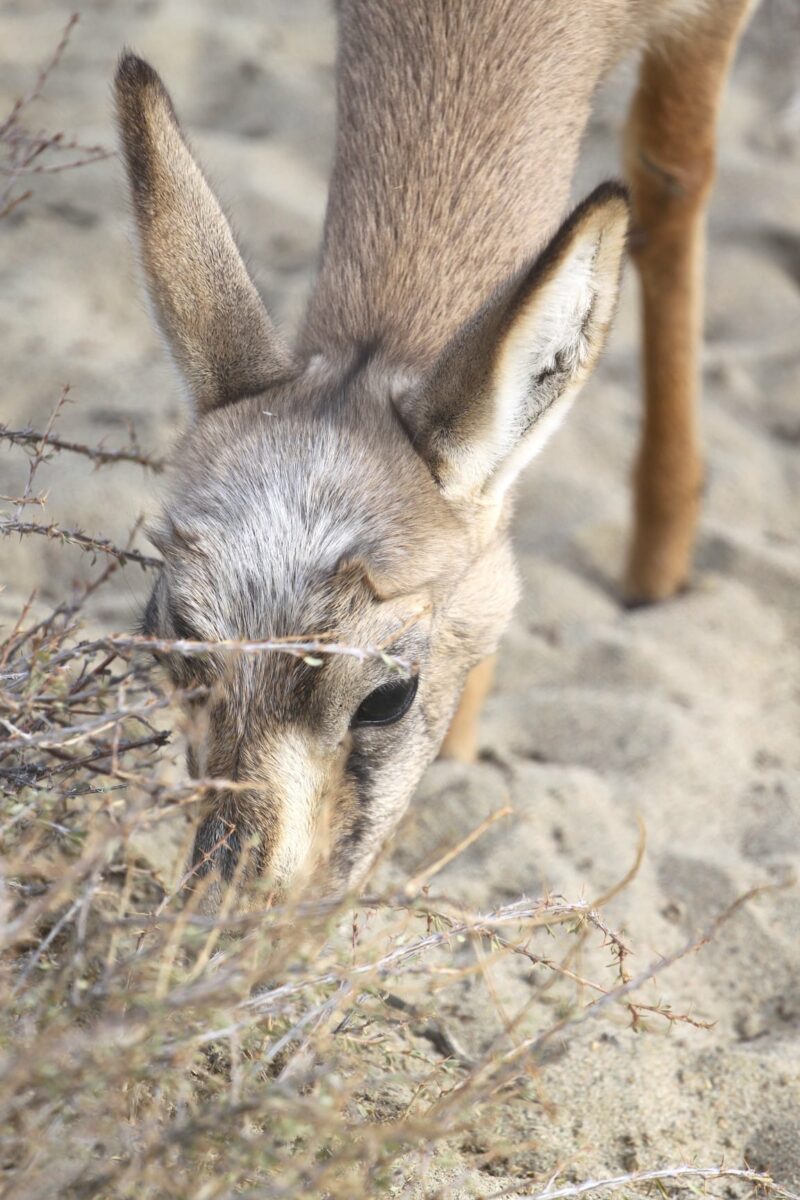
xmin=403 ymin=804 xmax=514 ymax=896
xmin=0 ymin=423 xmax=165 ymax=471
xmin=51 ymin=631 xmax=412 ymax=672
xmin=499 ymin=1165 xmax=800 ymax=1200
xmin=1 ymin=519 xmax=161 ymax=568
xmin=11 ymin=388 xmax=69 ymax=521
xmin=0 ymin=14 xmax=112 ymax=216
xmin=0 ymin=15 xmax=79 ymax=138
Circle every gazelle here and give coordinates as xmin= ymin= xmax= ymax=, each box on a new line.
xmin=115 ymin=0 xmax=753 ymax=904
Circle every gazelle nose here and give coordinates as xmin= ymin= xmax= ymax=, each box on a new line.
xmin=191 ymin=792 xmax=265 ymax=888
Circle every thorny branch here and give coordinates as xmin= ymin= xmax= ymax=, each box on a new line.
xmin=9 ymin=387 xmax=70 ymax=521
xmin=0 ymin=14 xmax=112 ymax=219
xmin=0 ymin=422 xmax=166 ymax=472
xmin=0 ymin=519 xmax=161 ymax=568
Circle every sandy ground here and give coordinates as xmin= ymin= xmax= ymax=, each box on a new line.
xmin=1 ymin=0 xmax=799 ymax=1194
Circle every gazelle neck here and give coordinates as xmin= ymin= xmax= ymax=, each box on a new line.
xmin=302 ymin=0 xmax=623 ymax=369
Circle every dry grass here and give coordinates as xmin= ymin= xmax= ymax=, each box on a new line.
xmin=1 ymin=18 xmax=797 ymax=1200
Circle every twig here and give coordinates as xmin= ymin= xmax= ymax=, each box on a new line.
xmin=0 ymin=189 xmax=31 ymax=220
xmin=13 ymin=895 xmax=83 ymax=992
xmin=492 ymin=1165 xmax=800 ymax=1200
xmin=0 ymin=424 xmax=165 ymax=472
xmin=178 ymin=896 xmax=637 ymax=1044
xmin=38 ymin=631 xmax=412 ymax=674
xmin=0 ymin=147 xmax=111 ymax=178
xmin=440 ymin=878 xmax=790 ymax=1110
xmin=0 ymin=16 xmax=111 ymax=219
xmin=1 ymin=519 xmax=161 ymax=569
xmin=591 ymin=814 xmax=646 ymax=908
xmin=0 ymin=15 xmax=80 ymax=139
xmin=0 ymin=687 xmax=200 ymax=751
xmin=2 ymin=519 xmax=147 ymax=664
xmin=403 ymin=805 xmax=514 ymax=897
xmin=11 ymin=388 xmax=69 ymax=521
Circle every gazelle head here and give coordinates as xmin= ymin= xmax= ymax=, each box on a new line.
xmin=115 ymin=54 xmax=628 ymax=906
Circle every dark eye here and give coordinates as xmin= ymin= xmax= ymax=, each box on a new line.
xmin=352 ymin=675 xmax=418 ymax=728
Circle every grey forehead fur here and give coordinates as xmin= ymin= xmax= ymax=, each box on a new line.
xmin=151 ymin=372 xmax=465 ymax=642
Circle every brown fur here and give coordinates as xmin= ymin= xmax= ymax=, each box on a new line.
xmin=115 ymin=55 xmax=294 ymax=411
xmin=439 ymin=655 xmax=497 ymax=764
xmin=623 ymin=0 xmax=755 ymax=601
xmin=114 ymin=0 xmax=754 ymax=904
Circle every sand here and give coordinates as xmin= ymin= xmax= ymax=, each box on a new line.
xmin=1 ymin=0 xmax=799 ymax=1193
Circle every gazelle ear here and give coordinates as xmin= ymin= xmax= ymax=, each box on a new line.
xmin=402 ymin=183 xmax=629 ymax=504
xmin=114 ymin=53 xmax=295 ymax=414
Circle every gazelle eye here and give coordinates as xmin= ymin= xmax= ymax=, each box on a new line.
xmin=352 ymin=675 xmax=418 ymax=728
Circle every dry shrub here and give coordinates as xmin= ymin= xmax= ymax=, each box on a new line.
xmin=0 ymin=520 xmax=786 ymax=1198
xmin=1 ymin=18 xmax=797 ymax=1200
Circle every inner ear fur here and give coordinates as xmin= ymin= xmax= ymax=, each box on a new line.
xmin=404 ymin=182 xmax=630 ymax=504
xmin=115 ymin=53 xmax=295 ymax=414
